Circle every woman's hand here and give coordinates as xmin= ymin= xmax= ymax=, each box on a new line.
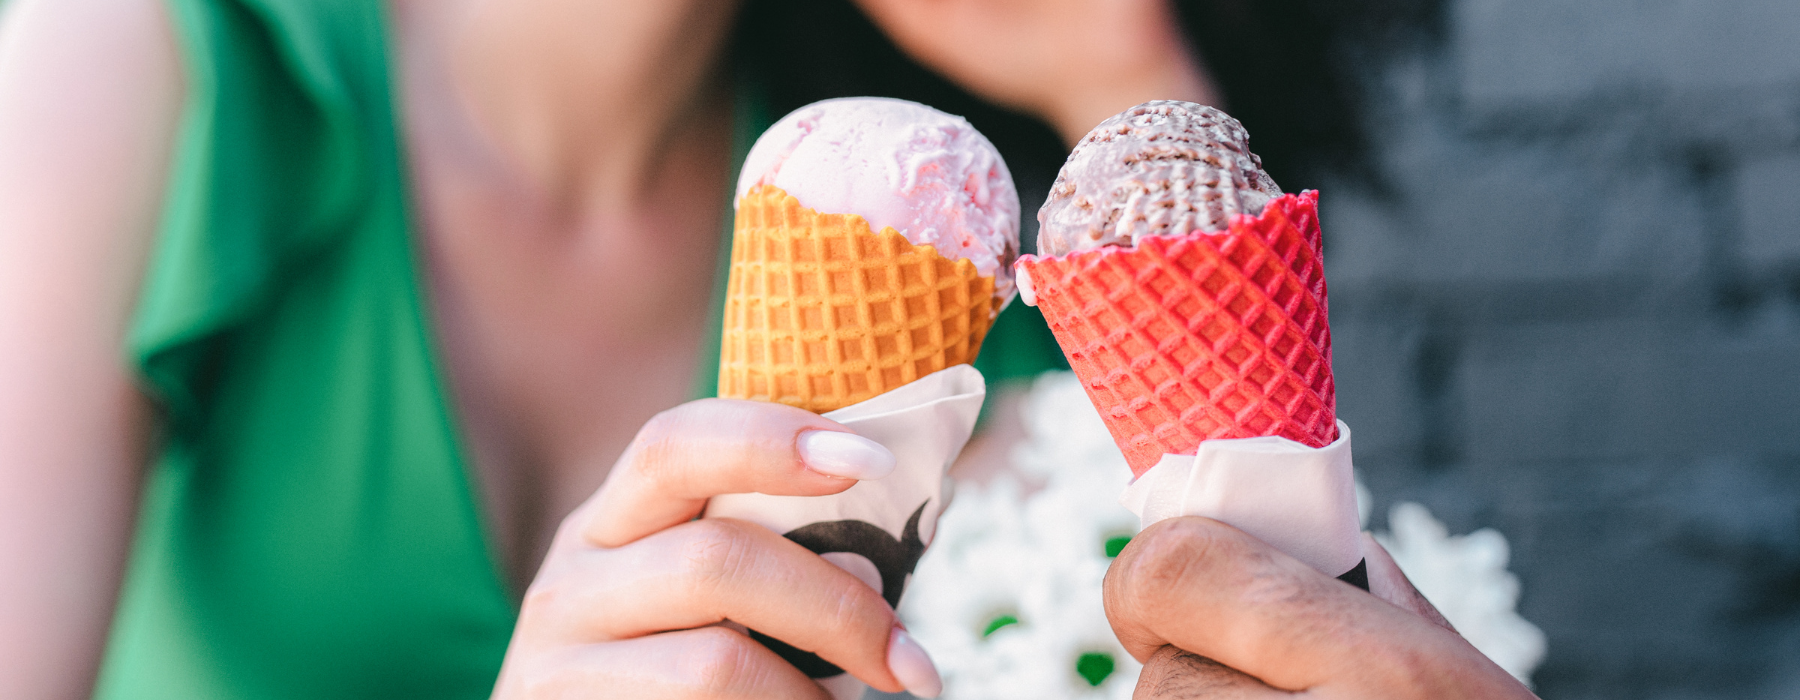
xmin=1105 ymin=518 xmax=1539 ymax=699
xmin=853 ymin=0 xmax=1218 ymax=145
xmin=490 ymin=399 xmax=942 ymax=699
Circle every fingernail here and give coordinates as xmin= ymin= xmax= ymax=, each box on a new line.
xmin=796 ymin=430 xmax=895 ymax=480
xmin=887 ymin=626 xmax=942 ymax=698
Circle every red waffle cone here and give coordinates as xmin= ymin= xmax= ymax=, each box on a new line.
xmin=1018 ymin=192 xmax=1336 ymax=477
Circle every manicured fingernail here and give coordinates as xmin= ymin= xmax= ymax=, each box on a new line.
xmin=887 ymin=627 xmax=942 ymax=698
xmin=796 ymin=430 xmax=895 ymax=480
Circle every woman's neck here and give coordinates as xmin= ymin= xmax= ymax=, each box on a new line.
xmin=395 ymin=0 xmax=740 ymax=225
xmin=388 ymin=0 xmax=742 ymax=591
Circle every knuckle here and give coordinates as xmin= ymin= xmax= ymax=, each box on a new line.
xmin=1112 ymin=519 xmax=1232 ymax=611
xmin=518 ymin=573 xmax=565 ymax=616
xmin=491 ymin=635 xmax=590 ymax=698
xmin=820 ymin=575 xmax=886 ymax=639
xmin=515 ymin=570 xmax=579 ymax=632
xmin=679 ymin=627 xmax=757 ymax=695
xmin=638 ymin=403 xmax=686 ymax=440
xmin=628 ymin=407 xmax=686 ymax=475
xmin=675 ymin=520 xmax=758 ymax=593
xmin=554 ymin=503 xmax=594 ymax=548
xmin=510 ymin=649 xmax=579 ymax=699
xmin=1105 ymin=520 xmax=1248 ymax=653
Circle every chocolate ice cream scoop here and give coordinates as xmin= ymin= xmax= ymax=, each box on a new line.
xmin=1036 ymin=101 xmax=1281 ymax=256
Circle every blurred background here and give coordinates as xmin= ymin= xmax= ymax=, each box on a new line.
xmin=739 ymin=0 xmax=1800 ymax=698
xmin=1324 ymin=3 xmax=1800 ymax=698
xmin=6 ymin=0 xmax=1796 ymax=697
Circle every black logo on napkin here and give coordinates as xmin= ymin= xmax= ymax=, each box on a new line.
xmin=751 ymin=501 xmax=930 ymax=678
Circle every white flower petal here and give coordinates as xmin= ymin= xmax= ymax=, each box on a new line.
xmin=905 ymin=372 xmax=1546 ymax=697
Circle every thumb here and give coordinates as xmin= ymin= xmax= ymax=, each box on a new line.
xmin=1103 ymin=517 xmax=1506 ymax=694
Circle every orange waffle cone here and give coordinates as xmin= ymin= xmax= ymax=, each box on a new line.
xmin=718 ymin=185 xmax=1001 ymax=413
xmin=1018 ymin=192 xmax=1337 ymax=477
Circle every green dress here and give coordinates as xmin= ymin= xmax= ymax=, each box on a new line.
xmin=97 ymin=0 xmax=1066 ymax=697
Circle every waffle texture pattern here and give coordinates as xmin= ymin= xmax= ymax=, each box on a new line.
xmin=719 ymin=186 xmax=1000 ymax=412
xmin=1017 ymin=191 xmax=1336 ymax=476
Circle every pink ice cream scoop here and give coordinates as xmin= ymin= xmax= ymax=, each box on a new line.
xmin=736 ymin=97 xmax=1021 ymax=305
xmin=1035 ymin=100 xmax=1283 ymax=257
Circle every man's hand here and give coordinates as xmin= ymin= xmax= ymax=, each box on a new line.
xmin=1104 ymin=517 xmax=1538 ymax=698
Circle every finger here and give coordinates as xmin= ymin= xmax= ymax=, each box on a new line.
xmin=579 ymin=398 xmax=895 ymax=548
xmin=1103 ymin=516 xmax=1490 ymax=692
xmin=497 ymin=626 xmax=832 ymax=700
xmin=1360 ymin=532 xmax=1456 ymax=633
xmin=1133 ymin=646 xmax=1291 ymax=700
xmin=521 ymin=518 xmax=908 ymax=693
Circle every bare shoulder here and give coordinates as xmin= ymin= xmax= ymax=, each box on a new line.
xmin=0 ymin=0 xmax=185 ymax=214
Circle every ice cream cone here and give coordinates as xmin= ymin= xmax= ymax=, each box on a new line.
xmin=1017 ymin=191 xmax=1336 ymax=477
xmin=718 ymin=185 xmax=1001 ymax=413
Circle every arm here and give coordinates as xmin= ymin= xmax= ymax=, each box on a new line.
xmin=0 ymin=0 xmax=183 ymax=695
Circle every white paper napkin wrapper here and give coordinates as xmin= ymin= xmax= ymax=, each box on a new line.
xmin=704 ymin=364 xmax=986 ymax=700
xmin=1119 ymin=420 xmax=1363 ymax=578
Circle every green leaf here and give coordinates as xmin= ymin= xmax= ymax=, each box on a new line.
xmin=1075 ymin=652 xmax=1116 ymax=686
xmin=982 ymin=614 xmax=1020 ymax=638
xmin=1104 ymin=535 xmax=1133 ymax=558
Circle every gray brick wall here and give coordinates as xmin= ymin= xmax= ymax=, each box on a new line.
xmin=1740 ymin=155 xmax=1800 ymax=265
xmin=1456 ymin=0 xmax=1800 ymax=106
xmin=1329 ymin=1 xmax=1800 ymax=697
